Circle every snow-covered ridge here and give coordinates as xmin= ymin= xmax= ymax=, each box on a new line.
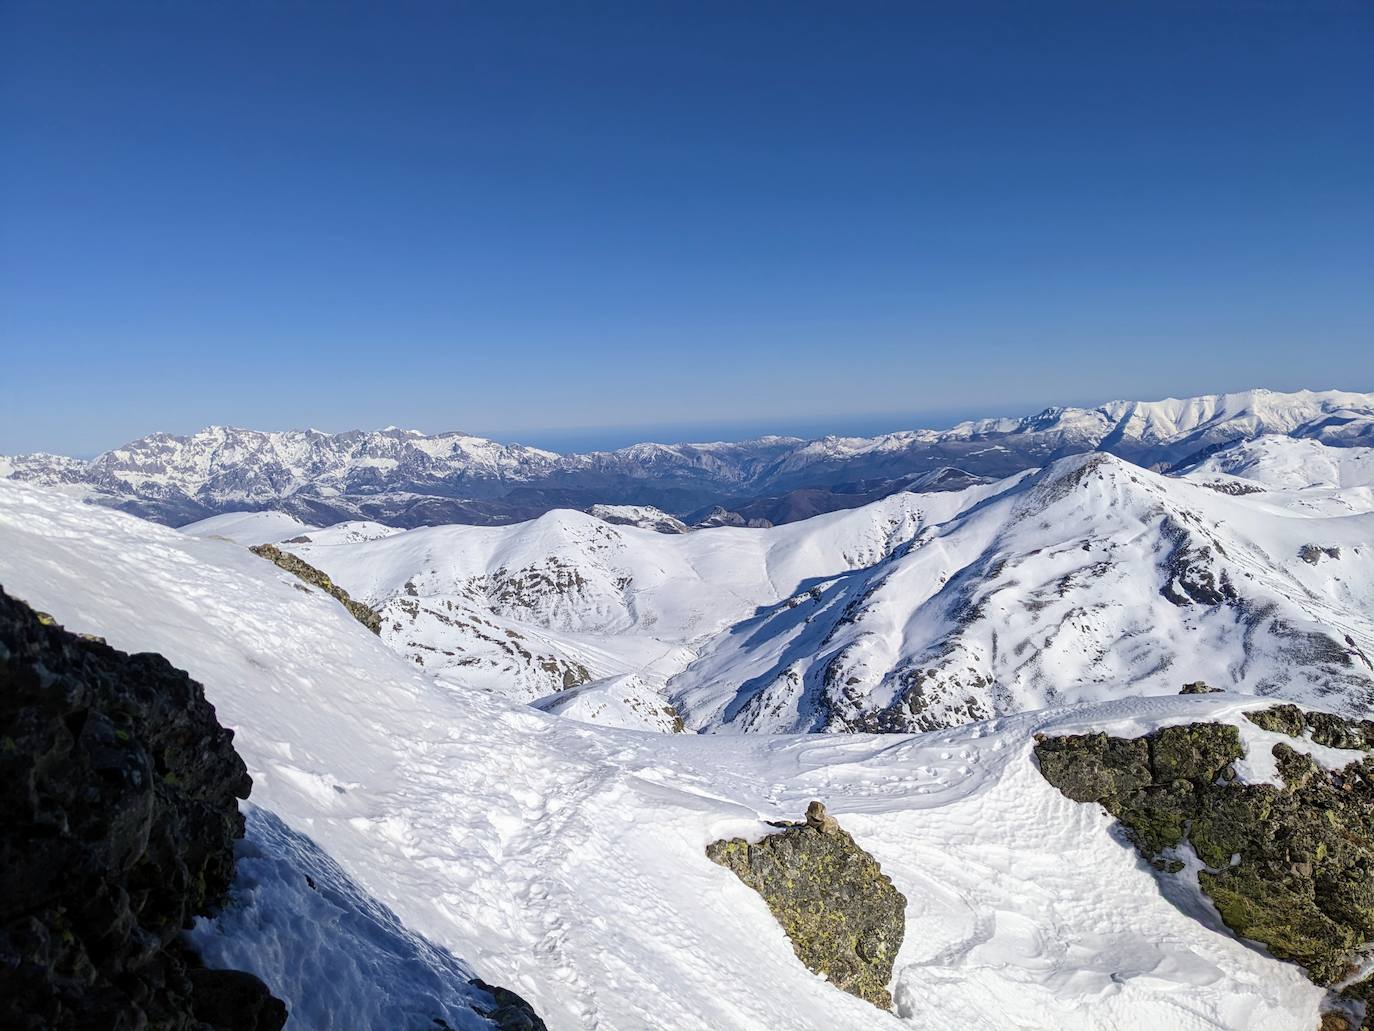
xmin=5 ymin=388 xmax=1373 ymax=528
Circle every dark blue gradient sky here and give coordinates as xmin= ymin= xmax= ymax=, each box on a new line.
xmin=3 ymin=2 xmax=1372 ymax=455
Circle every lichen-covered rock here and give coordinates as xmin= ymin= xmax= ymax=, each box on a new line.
xmin=0 ymin=587 xmax=286 ymax=1030
xmin=1180 ymin=680 xmax=1222 ymax=694
xmin=249 ymin=543 xmax=381 ymax=634
xmin=1035 ymin=716 xmax=1374 ymax=986
xmin=1247 ymin=703 xmax=1374 ymax=751
xmin=705 ymin=801 xmax=905 ymax=1009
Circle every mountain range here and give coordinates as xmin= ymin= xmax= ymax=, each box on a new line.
xmin=5 ymin=387 xmax=1373 ymax=528
xmin=168 ymin=432 xmax=1374 ymax=741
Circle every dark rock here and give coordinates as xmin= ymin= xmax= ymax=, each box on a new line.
xmin=1300 ymin=544 xmax=1342 ymax=565
xmin=468 ymin=978 xmax=548 ymax=1030
xmin=1035 ymin=716 xmax=1374 ymax=986
xmin=705 ymin=801 xmax=906 ymax=1009
xmin=249 ymin=543 xmax=382 ymax=634
xmin=0 ymin=587 xmax=286 ymax=1029
xmin=185 ymin=959 xmax=288 ymax=1030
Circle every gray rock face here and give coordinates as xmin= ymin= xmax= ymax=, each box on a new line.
xmin=0 ymin=587 xmax=286 ymax=1030
xmin=705 ymin=801 xmax=906 ymax=1009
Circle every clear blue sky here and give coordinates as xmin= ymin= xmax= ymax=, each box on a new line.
xmin=3 ymin=2 xmax=1372 ymax=456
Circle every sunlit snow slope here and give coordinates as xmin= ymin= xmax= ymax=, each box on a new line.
xmin=0 ymin=480 xmax=1334 ymax=1030
xmin=207 ymin=483 xmax=1017 ymax=704
xmin=671 ymin=449 xmax=1374 ymax=732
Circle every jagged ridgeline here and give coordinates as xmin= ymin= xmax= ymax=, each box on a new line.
xmin=0 ymin=587 xmax=287 ymax=1030
xmin=706 ymin=801 xmax=906 ymax=1010
xmin=1035 ymin=707 xmax=1374 ymax=1024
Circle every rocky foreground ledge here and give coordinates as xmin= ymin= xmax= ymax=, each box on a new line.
xmin=1035 ymin=705 xmax=1374 ymax=1029
xmin=0 ymin=586 xmax=287 ymax=1030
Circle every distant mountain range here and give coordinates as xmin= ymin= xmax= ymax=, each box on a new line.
xmin=4 ymin=388 xmax=1372 ymax=527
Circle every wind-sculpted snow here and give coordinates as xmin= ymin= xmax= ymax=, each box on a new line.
xmin=7 ymin=388 xmax=1374 ymax=528
xmin=0 ymin=481 xmax=1340 ymax=1028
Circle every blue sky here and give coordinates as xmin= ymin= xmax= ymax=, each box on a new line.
xmin=3 ymin=2 xmax=1372 ymax=456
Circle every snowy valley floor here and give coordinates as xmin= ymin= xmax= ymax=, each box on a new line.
xmin=0 ymin=481 xmax=1338 ymax=1030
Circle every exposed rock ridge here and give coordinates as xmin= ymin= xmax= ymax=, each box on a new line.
xmin=249 ymin=543 xmax=382 ymax=634
xmin=1035 ymin=710 xmax=1374 ymax=995
xmin=705 ymin=801 xmax=906 ymax=1009
xmin=0 ymin=587 xmax=286 ymax=1030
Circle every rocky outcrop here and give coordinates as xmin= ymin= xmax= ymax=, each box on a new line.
xmin=705 ymin=801 xmax=905 ymax=1009
xmin=1300 ymin=544 xmax=1342 ymax=565
xmin=1179 ymin=680 xmax=1222 ymax=694
xmin=467 ymin=977 xmax=549 ymax=1030
xmin=1245 ymin=703 xmax=1374 ymax=750
xmin=0 ymin=587 xmax=286 ymax=1029
xmin=249 ymin=543 xmax=382 ymax=634
xmin=1035 ymin=711 xmax=1374 ymax=988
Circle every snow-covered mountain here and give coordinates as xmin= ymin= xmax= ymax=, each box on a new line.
xmin=183 ymin=488 xmax=994 ymax=703
xmin=671 ymin=450 xmax=1374 ymax=733
xmin=175 ymin=436 xmax=1374 ymax=738
xmin=0 ymin=478 xmax=1343 ymax=1030
xmin=6 ymin=388 xmax=1373 ymax=528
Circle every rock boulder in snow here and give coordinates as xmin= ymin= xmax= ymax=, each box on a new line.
xmin=705 ymin=801 xmax=905 ymax=1009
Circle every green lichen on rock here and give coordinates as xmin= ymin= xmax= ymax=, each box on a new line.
xmin=1035 ymin=716 xmax=1374 ymax=986
xmin=1246 ymin=703 xmax=1374 ymax=751
xmin=705 ymin=801 xmax=906 ymax=1009
xmin=1180 ymin=680 xmax=1222 ymax=695
xmin=249 ymin=544 xmax=381 ymax=634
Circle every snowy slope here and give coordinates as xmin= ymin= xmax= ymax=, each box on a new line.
xmin=179 ymin=509 xmax=314 ymax=544
xmin=181 ymin=511 xmax=402 ymax=547
xmin=270 ymin=483 xmax=1018 ymax=705
xmin=0 ymin=480 xmax=1332 ymax=1030
xmin=1180 ymin=435 xmax=1374 ymax=490
xmin=670 ymin=452 xmax=1374 ymax=732
xmin=7 ymin=388 xmax=1373 ymax=527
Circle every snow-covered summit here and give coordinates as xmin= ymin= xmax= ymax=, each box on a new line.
xmin=670 ymin=451 xmax=1374 ymax=732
